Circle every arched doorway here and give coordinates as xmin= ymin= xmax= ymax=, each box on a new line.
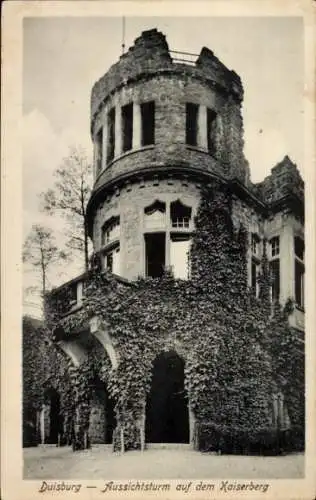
xmin=43 ymin=387 xmax=61 ymax=444
xmin=146 ymin=351 xmax=189 ymax=443
xmin=90 ymin=379 xmax=116 ymax=444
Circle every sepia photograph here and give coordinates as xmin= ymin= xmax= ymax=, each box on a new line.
xmin=2 ymin=2 xmax=316 ymax=499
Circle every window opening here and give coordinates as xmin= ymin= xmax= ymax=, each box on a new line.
xmin=270 ymin=236 xmax=280 ymax=258
xmin=104 ymin=246 xmax=120 ymax=275
xmin=141 ymin=101 xmax=155 ymax=146
xmin=101 ymin=217 xmax=120 ymax=247
xmin=107 ymin=107 xmax=115 ymax=163
xmin=121 ymin=103 xmax=133 ymax=153
xmin=186 ymin=103 xmax=199 ymax=146
xmin=294 ymin=236 xmax=304 ymax=261
xmin=295 ymin=260 xmax=304 ymax=309
xmin=68 ymin=282 xmax=79 ymax=308
xmin=170 ymin=200 xmax=192 ymax=228
xmin=95 ymin=128 xmax=103 ymax=176
xmin=251 ymin=233 xmax=260 ymax=255
xmin=270 ymin=259 xmax=280 ymax=302
xmin=207 ymin=108 xmax=217 ymax=153
xmin=170 ymin=234 xmax=191 ymax=280
xmin=145 ymin=233 xmax=165 ymax=278
xmin=251 ymin=258 xmax=260 ymax=298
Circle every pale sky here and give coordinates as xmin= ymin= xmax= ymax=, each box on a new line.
xmin=22 ymin=16 xmax=304 ymax=314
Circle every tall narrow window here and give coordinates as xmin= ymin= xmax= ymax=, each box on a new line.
xmin=270 ymin=259 xmax=280 ymax=302
xmin=251 ymin=233 xmax=260 ymax=255
xmin=294 ymin=236 xmax=304 ymax=309
xmin=251 ymin=258 xmax=260 ymax=298
xmin=121 ymin=103 xmax=133 ymax=153
xmin=145 ymin=233 xmax=165 ymax=278
xmin=104 ymin=246 xmax=120 ymax=275
xmin=101 ymin=217 xmax=120 ymax=247
xmin=186 ymin=103 xmax=198 ymax=146
xmin=270 ymin=236 xmax=280 ymax=257
xmin=207 ymin=108 xmax=217 ymax=153
xmin=107 ymin=107 xmax=115 ymax=163
xmin=141 ymin=101 xmax=155 ymax=146
xmin=95 ymin=128 xmax=103 ymax=176
xmin=269 ymin=236 xmax=280 ymax=302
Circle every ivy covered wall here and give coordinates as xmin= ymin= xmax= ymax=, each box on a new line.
xmin=43 ymin=180 xmax=304 ymax=453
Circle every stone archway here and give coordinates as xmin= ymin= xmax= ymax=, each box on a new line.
xmin=145 ymin=350 xmax=189 ymax=444
xmin=89 ymin=378 xmax=116 ymax=445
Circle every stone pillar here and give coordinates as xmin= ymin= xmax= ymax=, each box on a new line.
xmin=197 ymin=105 xmax=207 ymax=149
xmin=132 ymin=102 xmax=141 ymax=150
xmin=40 ymin=405 xmax=46 ymax=444
xmin=189 ymin=404 xmax=196 ymax=448
xmin=114 ymin=104 xmax=122 ymax=158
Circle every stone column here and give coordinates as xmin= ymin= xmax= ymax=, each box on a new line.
xmin=114 ymin=104 xmax=122 ymax=158
xmin=132 ymin=102 xmax=141 ymax=150
xmin=197 ymin=105 xmax=207 ymax=149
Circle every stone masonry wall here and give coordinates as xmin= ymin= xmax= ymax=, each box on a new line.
xmin=91 ymin=73 xmax=247 ymax=195
xmin=93 ymin=178 xmax=201 ymax=280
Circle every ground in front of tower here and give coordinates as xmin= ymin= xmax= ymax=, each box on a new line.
xmin=23 ymin=445 xmax=304 ymax=480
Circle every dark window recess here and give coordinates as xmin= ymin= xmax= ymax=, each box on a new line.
xmin=145 ymin=233 xmax=165 ymax=278
xmin=294 ymin=236 xmax=304 ymax=261
xmin=251 ymin=259 xmax=258 ymax=292
xmin=207 ymin=108 xmax=217 ymax=153
xmin=107 ymin=107 xmax=115 ymax=163
xmin=270 ymin=236 xmax=280 ymax=257
xmin=295 ymin=260 xmax=304 ymax=308
xmin=186 ymin=103 xmax=198 ymax=146
xmin=270 ymin=259 xmax=280 ymax=301
xmin=122 ymin=103 xmax=133 ymax=153
xmin=68 ymin=283 xmax=78 ymax=305
xmin=170 ymin=200 xmax=192 ymax=228
xmin=96 ymin=128 xmax=103 ymax=175
xmin=141 ymin=101 xmax=155 ymax=146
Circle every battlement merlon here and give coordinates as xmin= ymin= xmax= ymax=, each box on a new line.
xmin=90 ymin=29 xmax=244 ymax=132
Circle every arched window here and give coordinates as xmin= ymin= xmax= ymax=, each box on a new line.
xmin=170 ymin=200 xmax=192 ymax=228
xmin=144 ymin=200 xmax=166 ymax=229
xmin=101 ymin=216 xmax=120 ymax=247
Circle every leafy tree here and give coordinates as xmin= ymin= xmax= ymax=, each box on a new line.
xmin=23 ymin=224 xmax=67 ymax=300
xmin=40 ymin=146 xmax=93 ymax=271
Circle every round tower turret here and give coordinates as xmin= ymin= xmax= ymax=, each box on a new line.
xmin=86 ymin=28 xmax=250 ymax=280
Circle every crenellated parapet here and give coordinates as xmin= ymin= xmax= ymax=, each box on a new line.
xmin=91 ymin=29 xmax=243 ymax=132
xmin=254 ymin=156 xmax=304 ymax=210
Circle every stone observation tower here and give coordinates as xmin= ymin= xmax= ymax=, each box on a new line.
xmin=44 ymin=29 xmax=304 ymax=449
xmin=86 ymin=28 xmax=251 ymax=281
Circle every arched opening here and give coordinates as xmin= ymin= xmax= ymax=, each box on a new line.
xmin=146 ymin=351 xmax=189 ymax=443
xmin=90 ymin=379 xmax=116 ymax=444
xmin=43 ymin=387 xmax=61 ymax=444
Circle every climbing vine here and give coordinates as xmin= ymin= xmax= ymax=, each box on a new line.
xmin=43 ymin=180 xmax=304 ymax=453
